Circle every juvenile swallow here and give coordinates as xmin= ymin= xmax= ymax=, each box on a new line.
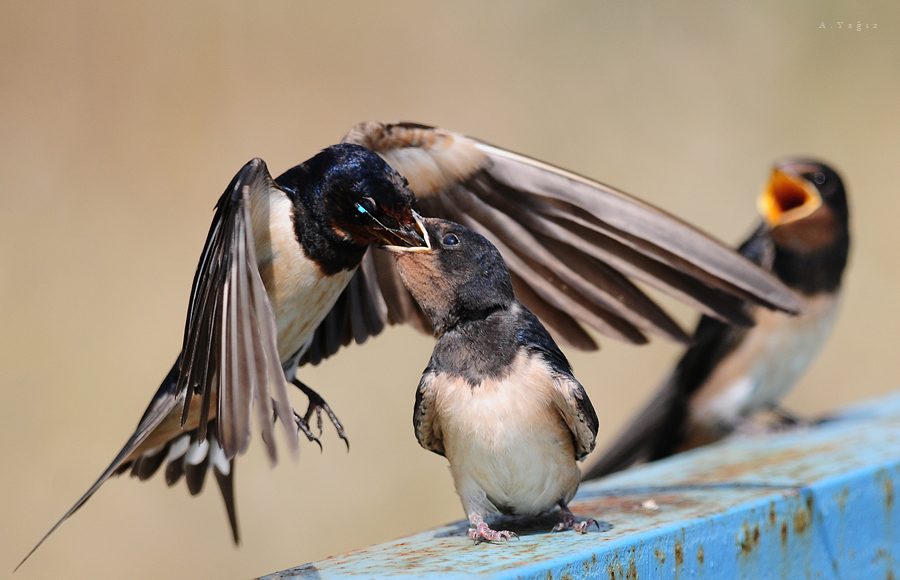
xmin=20 ymin=123 xmax=802 ymax=568
xmin=390 ymin=218 xmax=600 ymax=541
xmin=583 ymin=160 xmax=850 ymax=480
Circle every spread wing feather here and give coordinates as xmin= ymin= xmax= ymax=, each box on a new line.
xmin=582 ymin=225 xmax=776 ymax=479
xmin=298 ymin=121 xmax=799 ymax=365
xmin=177 ymin=158 xmax=298 ymax=462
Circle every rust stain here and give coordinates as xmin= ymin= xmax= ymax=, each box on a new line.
xmin=674 ymin=540 xmax=684 ymax=567
xmin=836 ymin=487 xmax=849 ymax=512
xmin=781 ymin=521 xmax=789 ymax=545
xmin=738 ymin=521 xmax=761 ymax=555
xmin=697 ymin=545 xmax=704 ymax=565
xmin=607 ymin=557 xmax=623 ymax=580
xmin=768 ymin=501 xmax=777 ymax=529
xmin=654 ymin=548 xmax=666 ymax=566
xmin=887 ymin=570 xmax=896 ymax=580
xmin=626 ymin=557 xmax=638 ymax=580
xmin=882 ymin=471 xmax=894 ymax=509
xmin=680 ymin=444 xmax=836 ymax=484
xmin=793 ymin=496 xmax=813 ymax=534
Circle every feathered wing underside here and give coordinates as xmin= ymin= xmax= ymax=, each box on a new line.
xmin=299 ymin=121 xmax=800 ymax=365
xmin=16 ymin=161 xmax=307 ymax=569
xmin=127 ymin=419 xmax=240 ymax=544
xmin=177 ymin=157 xmax=298 ymax=462
xmin=413 ymin=372 xmax=445 ymax=456
xmin=582 ymin=226 xmax=775 ymax=480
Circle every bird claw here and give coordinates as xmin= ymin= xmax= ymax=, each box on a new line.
xmin=554 ymin=503 xmax=599 ymax=534
xmin=553 ymin=517 xmax=599 ymax=534
xmin=291 ymin=378 xmax=350 ymax=450
xmin=468 ymin=522 xmax=517 ymax=543
xmin=292 ymin=410 xmax=323 ymax=451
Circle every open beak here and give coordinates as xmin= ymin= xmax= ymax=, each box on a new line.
xmin=757 ymin=166 xmax=823 ymax=227
xmin=374 ymin=211 xmax=431 ymax=253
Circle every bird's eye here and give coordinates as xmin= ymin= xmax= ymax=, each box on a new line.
xmin=355 ymin=197 xmax=377 ymax=216
xmin=442 ymin=233 xmax=459 ymax=246
xmin=814 ymin=172 xmax=826 ymax=185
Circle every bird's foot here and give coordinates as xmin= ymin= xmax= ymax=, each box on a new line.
xmin=468 ymin=522 xmax=517 ymax=543
xmin=292 ymin=409 xmax=323 ymax=451
xmin=553 ymin=503 xmax=599 ymax=534
xmin=735 ymin=412 xmax=809 ymax=438
xmin=291 ymin=378 xmax=350 ymax=450
xmin=768 ymin=405 xmax=813 ymax=428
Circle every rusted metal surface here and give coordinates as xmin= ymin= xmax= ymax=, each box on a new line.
xmin=256 ymin=392 xmax=900 ymax=579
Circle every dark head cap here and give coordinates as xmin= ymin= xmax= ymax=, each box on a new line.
xmin=388 ymin=218 xmax=515 ymax=335
xmin=279 ymin=143 xmax=427 ymax=249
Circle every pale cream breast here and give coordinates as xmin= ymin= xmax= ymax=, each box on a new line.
xmin=251 ymin=187 xmax=356 ymax=362
xmin=690 ymin=293 xmax=840 ymax=427
xmin=437 ymin=352 xmax=581 ymax=516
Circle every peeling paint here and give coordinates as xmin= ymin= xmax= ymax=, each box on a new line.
xmin=256 ymin=392 xmax=900 ymax=580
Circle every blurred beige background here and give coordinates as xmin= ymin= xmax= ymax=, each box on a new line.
xmin=2 ymin=2 xmax=898 ymax=578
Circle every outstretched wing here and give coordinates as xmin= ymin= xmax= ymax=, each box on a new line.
xmin=176 ymin=158 xmax=298 ymax=462
xmin=581 ymin=224 xmax=776 ymax=479
xmin=299 ymin=121 xmax=800 ymax=364
xmin=16 ymin=160 xmax=303 ymax=569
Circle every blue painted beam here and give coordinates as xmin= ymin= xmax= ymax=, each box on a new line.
xmin=257 ymin=392 xmax=900 ymax=580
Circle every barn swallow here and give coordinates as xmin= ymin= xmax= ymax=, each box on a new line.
xmin=19 ymin=123 xmax=802 ymax=568
xmin=389 ymin=218 xmax=600 ymax=541
xmin=17 ymin=143 xmax=427 ymax=569
xmin=583 ymin=160 xmax=850 ymax=480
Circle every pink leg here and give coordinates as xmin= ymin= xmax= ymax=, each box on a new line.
xmin=552 ymin=501 xmax=599 ymax=534
xmin=467 ymin=513 xmax=517 ymax=543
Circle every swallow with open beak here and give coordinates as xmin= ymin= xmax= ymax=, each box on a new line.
xmin=389 ymin=218 xmax=600 ymax=541
xmin=20 ymin=123 xmax=802 ymax=568
xmin=583 ymin=160 xmax=850 ymax=480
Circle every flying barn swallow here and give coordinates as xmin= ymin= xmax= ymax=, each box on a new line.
xmin=389 ymin=218 xmax=600 ymax=540
xmin=17 ymin=143 xmax=428 ymax=569
xmin=19 ymin=122 xmax=802 ymax=568
xmin=582 ymin=160 xmax=850 ymax=480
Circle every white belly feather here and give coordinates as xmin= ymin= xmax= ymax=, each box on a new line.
xmin=252 ymin=188 xmax=356 ymax=363
xmin=691 ymin=293 xmax=840 ymax=426
xmin=437 ymin=352 xmax=581 ymax=517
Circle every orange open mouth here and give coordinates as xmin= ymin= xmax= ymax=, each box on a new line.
xmin=757 ymin=167 xmax=822 ymax=226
